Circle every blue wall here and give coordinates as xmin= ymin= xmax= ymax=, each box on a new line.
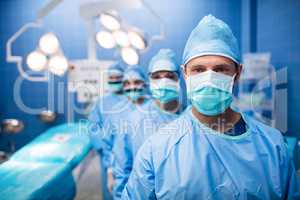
xmin=0 ymin=0 xmax=242 ymax=151
xmin=255 ymin=0 xmax=300 ymax=138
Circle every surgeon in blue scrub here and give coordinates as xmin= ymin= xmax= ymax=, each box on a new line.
xmin=112 ymin=49 xmax=185 ymax=199
xmin=122 ymin=15 xmax=300 ymax=199
xmin=89 ymin=62 xmax=127 ymax=200
xmin=104 ymin=66 xmax=149 ymax=193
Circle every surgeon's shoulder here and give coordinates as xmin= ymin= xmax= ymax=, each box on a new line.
xmin=244 ymin=114 xmax=284 ymax=145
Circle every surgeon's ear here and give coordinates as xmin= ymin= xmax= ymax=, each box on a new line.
xmin=181 ymin=65 xmax=188 ymax=80
xmin=234 ymin=64 xmax=243 ymax=82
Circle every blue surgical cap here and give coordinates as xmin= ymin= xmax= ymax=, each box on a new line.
xmin=123 ymin=66 xmax=146 ymax=82
xmin=148 ymin=49 xmax=180 ymax=74
xmin=108 ymin=62 xmax=124 ymax=76
xmin=182 ymin=14 xmax=241 ymax=66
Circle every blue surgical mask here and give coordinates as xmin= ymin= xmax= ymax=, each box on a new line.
xmin=150 ymin=78 xmax=179 ymax=104
xmin=124 ymin=88 xmax=144 ymax=101
xmin=108 ymin=81 xmax=123 ymax=93
xmin=186 ymin=70 xmax=235 ymax=116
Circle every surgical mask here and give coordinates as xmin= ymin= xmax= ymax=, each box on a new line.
xmin=150 ymin=78 xmax=179 ymax=104
xmin=108 ymin=81 xmax=123 ymax=93
xmin=124 ymin=88 xmax=144 ymax=101
xmin=186 ymin=70 xmax=235 ymax=116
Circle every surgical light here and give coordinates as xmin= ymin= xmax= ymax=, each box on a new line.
xmin=96 ymin=31 xmax=116 ymax=49
xmin=121 ymin=47 xmax=139 ymax=65
xmin=128 ymin=30 xmax=147 ymax=50
xmin=26 ymin=51 xmax=47 ymax=71
xmin=100 ymin=12 xmax=121 ymax=31
xmin=39 ymin=33 xmax=60 ymax=55
xmin=113 ymin=30 xmax=130 ymax=47
xmin=48 ymin=55 xmax=68 ymax=76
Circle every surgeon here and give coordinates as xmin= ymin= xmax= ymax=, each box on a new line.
xmin=112 ymin=49 xmax=184 ymax=199
xmin=104 ymin=66 xmax=149 ymax=194
xmin=88 ymin=62 xmax=127 ymax=200
xmin=122 ymin=15 xmax=300 ymax=199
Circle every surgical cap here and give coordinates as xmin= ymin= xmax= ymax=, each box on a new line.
xmin=123 ymin=66 xmax=146 ymax=82
xmin=182 ymin=14 xmax=241 ymax=66
xmin=107 ymin=62 xmax=124 ymax=76
xmin=148 ymin=49 xmax=180 ymax=74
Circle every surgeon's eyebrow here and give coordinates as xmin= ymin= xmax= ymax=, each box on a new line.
xmin=213 ymin=64 xmax=236 ymax=68
xmin=186 ymin=64 xmax=207 ymax=69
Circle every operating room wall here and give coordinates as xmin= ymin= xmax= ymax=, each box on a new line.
xmin=254 ymin=0 xmax=300 ymax=139
xmin=0 ymin=0 xmax=241 ymax=151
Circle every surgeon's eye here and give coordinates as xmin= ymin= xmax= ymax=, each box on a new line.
xmin=213 ymin=65 xmax=234 ymax=75
xmin=214 ymin=68 xmax=226 ymax=73
xmin=123 ymin=81 xmax=130 ymax=87
xmin=150 ymin=73 xmax=160 ymax=80
xmin=164 ymin=73 xmax=178 ymax=81
xmin=134 ymin=80 xmax=144 ymax=85
xmin=191 ymin=67 xmax=206 ymax=74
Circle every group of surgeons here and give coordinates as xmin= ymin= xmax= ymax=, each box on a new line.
xmin=88 ymin=15 xmax=300 ymax=200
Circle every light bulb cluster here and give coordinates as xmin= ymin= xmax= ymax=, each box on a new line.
xmin=26 ymin=33 xmax=69 ymax=76
xmin=96 ymin=11 xmax=147 ymax=66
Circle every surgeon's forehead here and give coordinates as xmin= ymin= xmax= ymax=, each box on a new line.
xmin=186 ymin=55 xmax=236 ymax=68
xmin=108 ymin=74 xmax=123 ymax=79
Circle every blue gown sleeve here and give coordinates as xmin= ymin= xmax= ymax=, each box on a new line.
xmin=281 ymin=141 xmax=300 ymax=199
xmin=88 ymin=101 xmax=114 ymax=169
xmin=100 ymin=117 xmax=116 ymax=169
xmin=88 ymin=103 xmax=103 ymax=151
xmin=121 ymin=139 xmax=156 ymax=200
xmin=112 ymin=134 xmax=134 ymax=199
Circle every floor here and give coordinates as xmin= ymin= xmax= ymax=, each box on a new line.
xmin=74 ymin=150 xmax=103 ymax=200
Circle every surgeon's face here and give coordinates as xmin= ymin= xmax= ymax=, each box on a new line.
xmin=108 ymin=74 xmax=123 ymax=83
xmin=184 ymin=55 xmax=242 ymax=81
xmin=150 ymin=71 xmax=178 ymax=81
xmin=123 ymin=79 xmax=145 ymax=90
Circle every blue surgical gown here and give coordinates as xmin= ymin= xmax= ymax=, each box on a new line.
xmin=100 ymin=98 xmax=151 ymax=169
xmin=88 ymin=93 xmax=127 ymax=200
xmin=112 ymin=100 xmax=181 ymax=199
xmin=88 ymin=93 xmax=127 ymax=168
xmin=122 ymin=107 xmax=300 ymax=200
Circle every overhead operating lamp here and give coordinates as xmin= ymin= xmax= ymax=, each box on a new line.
xmin=6 ymin=0 xmax=66 ymax=82
xmin=26 ymin=51 xmax=48 ymax=72
xmin=39 ymin=32 xmax=60 ymax=55
xmin=48 ymin=54 xmax=69 ymax=76
xmin=99 ymin=11 xmax=121 ymax=31
xmin=96 ymin=31 xmax=116 ymax=49
xmin=121 ymin=47 xmax=139 ymax=65
xmin=128 ymin=29 xmax=147 ymax=50
xmin=82 ymin=0 xmax=165 ymax=65
xmin=26 ymin=31 xmax=68 ymax=76
xmin=113 ymin=30 xmax=130 ymax=47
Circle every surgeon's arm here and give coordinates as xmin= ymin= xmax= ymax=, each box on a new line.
xmin=121 ymin=139 xmax=156 ymax=200
xmin=281 ymin=142 xmax=300 ymax=199
xmin=88 ymin=103 xmax=103 ymax=150
xmin=101 ymin=119 xmax=116 ymax=169
xmin=101 ymin=134 xmax=114 ymax=168
xmin=277 ymin=136 xmax=300 ymax=199
xmin=112 ymin=134 xmax=134 ymax=199
xmin=88 ymin=101 xmax=114 ymax=168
